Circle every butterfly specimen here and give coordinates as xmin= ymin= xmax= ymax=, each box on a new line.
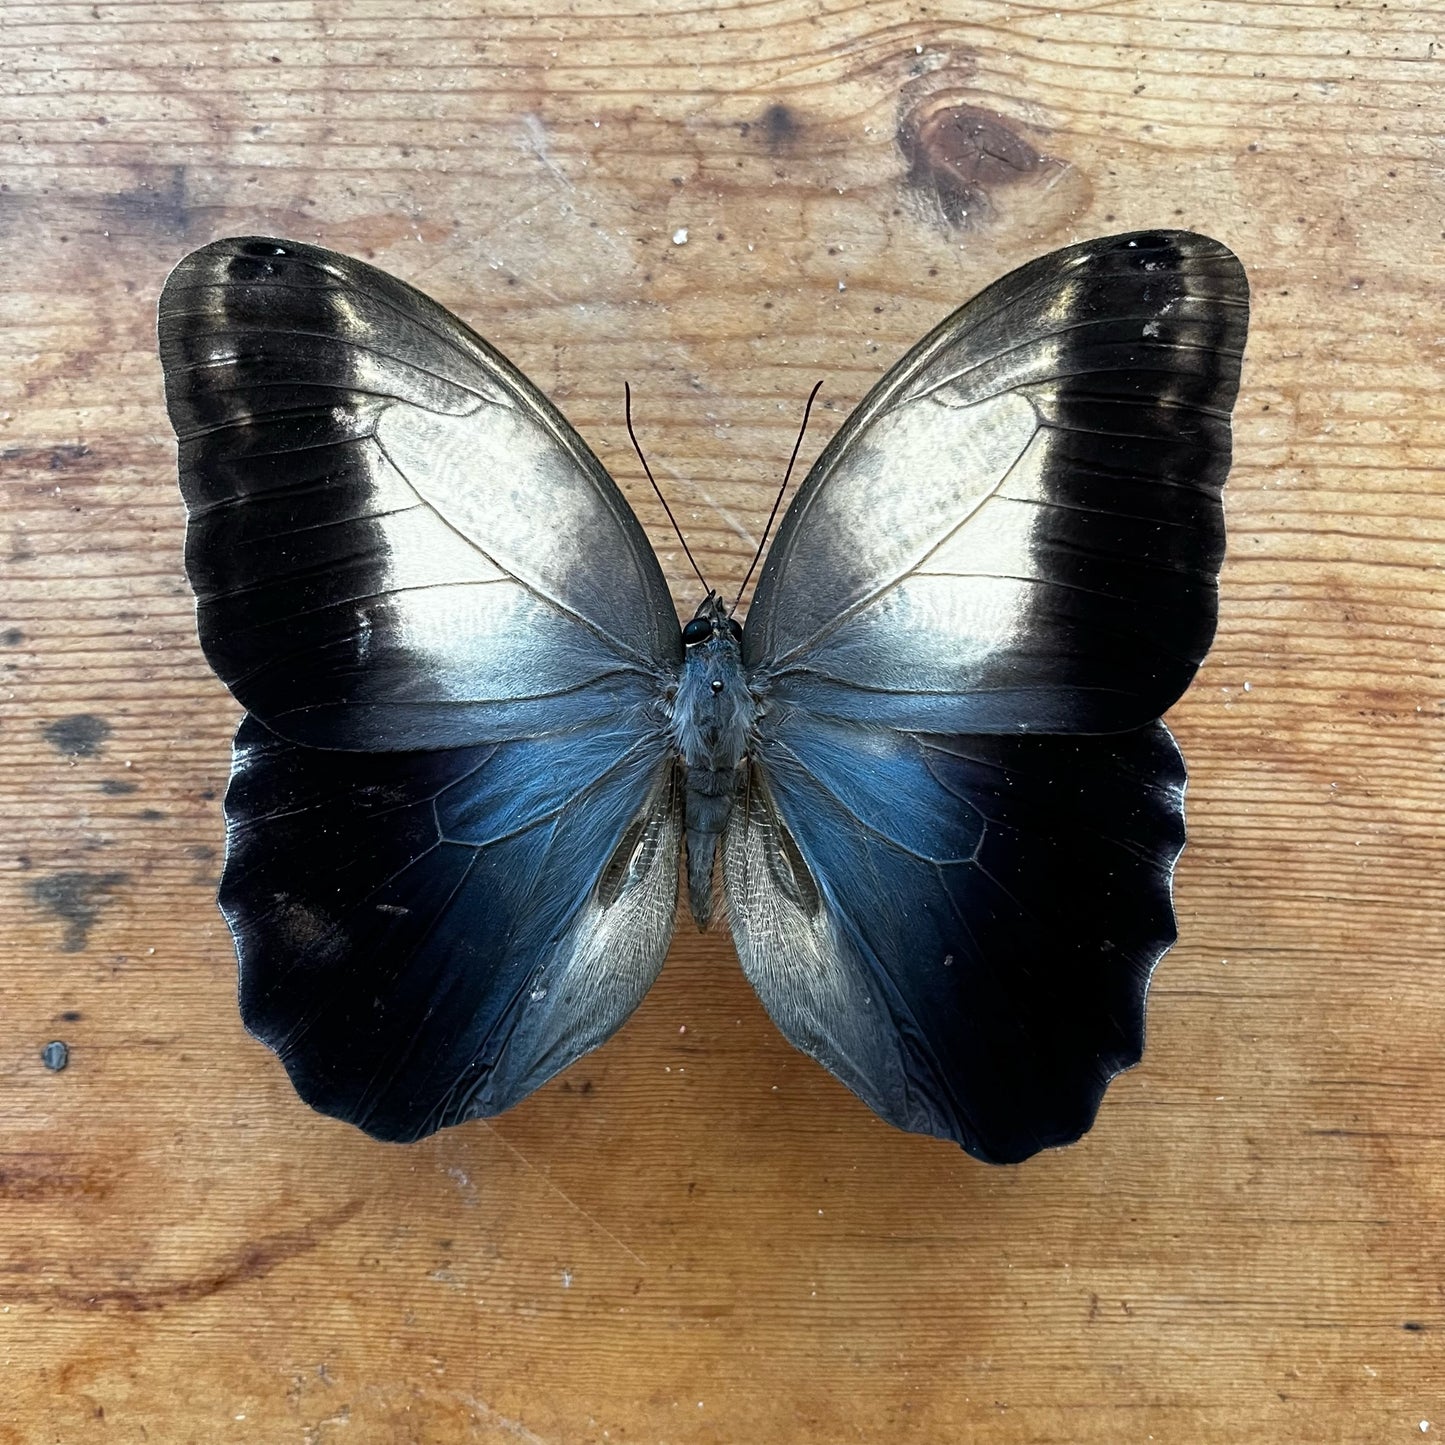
xmin=158 ymin=230 xmax=1247 ymax=1163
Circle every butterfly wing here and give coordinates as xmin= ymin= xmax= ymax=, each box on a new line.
xmin=160 ymin=236 xmax=680 ymax=751
xmin=724 ymin=719 xmax=1184 ymax=1162
xmin=744 ymin=230 xmax=1247 ymax=736
xmin=224 ymin=716 xmax=680 ymax=1140
xmin=731 ymin=231 xmax=1248 ymax=1160
xmin=159 ymin=237 xmax=683 ymax=1137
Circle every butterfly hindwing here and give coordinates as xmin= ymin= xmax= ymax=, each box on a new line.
xmin=724 ymin=720 xmax=1186 ymax=1162
xmin=224 ymin=716 xmax=681 ymax=1139
xmin=732 ymin=231 xmax=1247 ymax=1159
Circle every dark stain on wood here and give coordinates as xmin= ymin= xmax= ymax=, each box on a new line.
xmin=104 ymin=165 xmax=192 ymax=239
xmin=185 ymin=842 xmax=220 ymax=887
xmin=0 ymin=443 xmax=95 ymax=473
xmin=28 ymin=871 xmax=129 ymax=952
xmin=760 ymin=102 xmax=800 ymax=150
xmin=42 ymin=714 xmax=112 ymax=757
xmin=0 ymin=1198 xmax=365 ymax=1313
xmin=0 ymin=1150 xmax=115 ymax=1202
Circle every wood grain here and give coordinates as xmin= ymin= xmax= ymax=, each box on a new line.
xmin=1 ymin=1 xmax=1441 ymax=1440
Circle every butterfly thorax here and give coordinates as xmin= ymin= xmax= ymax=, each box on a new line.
xmin=669 ymin=595 xmax=756 ymax=929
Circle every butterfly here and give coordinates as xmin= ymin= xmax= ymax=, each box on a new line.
xmin=158 ymin=230 xmax=1247 ymax=1162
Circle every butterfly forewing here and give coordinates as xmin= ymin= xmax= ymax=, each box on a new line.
xmin=160 ymin=237 xmax=679 ymax=752
xmin=744 ymin=230 xmax=1247 ymax=735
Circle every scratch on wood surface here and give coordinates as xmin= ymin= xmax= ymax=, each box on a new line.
xmin=521 ymin=114 xmax=576 ymax=194
xmin=516 ymin=112 xmax=636 ymax=278
xmin=480 ymin=1122 xmax=648 ymax=1268
xmin=460 ymin=1393 xmax=556 ymax=1445
xmin=690 ymin=484 xmax=758 ymax=549
xmin=301 ymin=1407 xmax=353 ymax=1445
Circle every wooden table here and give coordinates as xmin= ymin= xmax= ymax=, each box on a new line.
xmin=2 ymin=1 xmax=1441 ymax=1439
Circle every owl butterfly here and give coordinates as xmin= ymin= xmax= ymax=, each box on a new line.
xmin=158 ymin=231 xmax=1247 ymax=1163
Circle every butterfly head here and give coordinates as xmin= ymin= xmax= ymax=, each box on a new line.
xmin=681 ymin=592 xmax=743 ymax=654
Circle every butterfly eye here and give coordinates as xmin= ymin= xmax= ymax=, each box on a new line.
xmin=681 ymin=616 xmax=713 ymax=646
xmin=727 ymin=618 xmax=743 ymax=643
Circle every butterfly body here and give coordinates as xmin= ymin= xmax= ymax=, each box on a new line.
xmin=671 ymin=594 xmax=755 ymax=926
xmin=159 ymin=230 xmax=1247 ymax=1161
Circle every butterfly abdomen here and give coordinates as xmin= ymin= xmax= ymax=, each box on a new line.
xmin=669 ymin=605 xmax=756 ymax=928
xmin=682 ymin=771 xmax=733 ymax=929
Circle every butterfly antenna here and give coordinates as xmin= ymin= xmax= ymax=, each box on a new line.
xmin=731 ymin=379 xmax=824 ymax=616
xmin=625 ymin=382 xmax=711 ymax=596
